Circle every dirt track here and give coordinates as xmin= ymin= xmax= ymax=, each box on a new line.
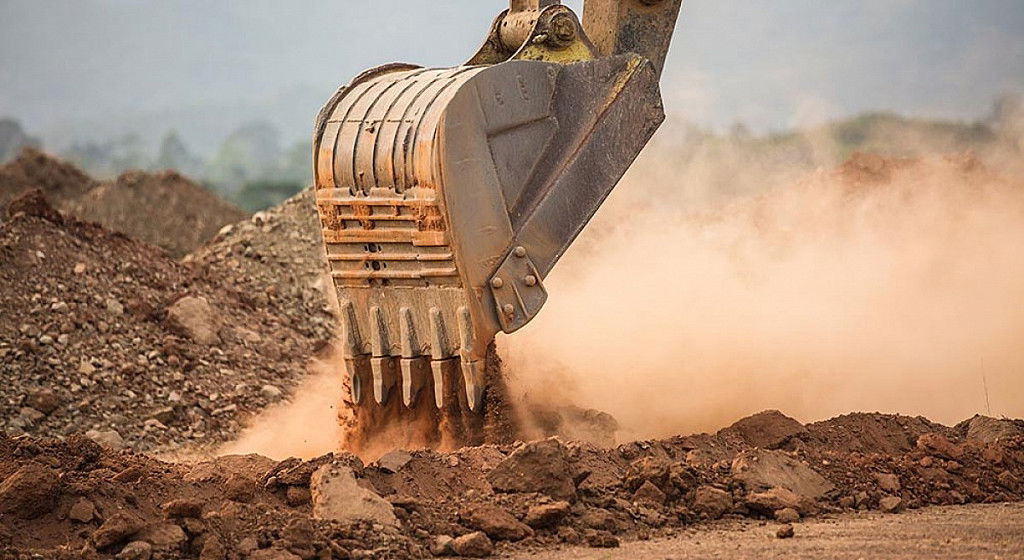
xmin=513 ymin=502 xmax=1024 ymax=559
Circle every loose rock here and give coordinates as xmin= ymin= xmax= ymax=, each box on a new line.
xmin=879 ymin=496 xmax=905 ymax=514
xmin=450 ymin=531 xmax=493 ymax=558
xmin=584 ymin=530 xmax=620 ymax=548
xmin=0 ymin=462 xmax=60 ymax=519
xmin=460 ymin=503 xmax=533 ymax=541
xmin=691 ymin=486 xmax=733 ymax=519
xmin=917 ymin=433 xmax=963 ymax=460
xmin=524 ymin=501 xmax=571 ymax=529
xmin=26 ymin=388 xmax=60 ymax=414
xmin=93 ymin=512 xmax=145 ymax=549
xmin=161 ymin=498 xmax=204 ymax=518
xmin=310 ymin=463 xmax=398 ymax=526
xmin=487 ymin=438 xmax=576 ymax=501
xmin=166 ymin=296 xmax=220 ymax=345
xmin=746 ymin=487 xmax=816 ymax=516
xmin=377 ymin=450 xmax=413 ymax=474
xmin=69 ymin=497 xmax=96 ymax=523
xmin=116 ymin=541 xmax=153 ymax=560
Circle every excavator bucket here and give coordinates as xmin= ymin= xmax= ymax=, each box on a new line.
xmin=314 ymin=0 xmax=683 ymax=416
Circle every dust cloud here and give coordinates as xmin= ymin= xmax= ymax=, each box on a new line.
xmin=218 ymin=361 xmax=343 ymax=460
xmin=502 ymin=140 xmax=1024 ymax=442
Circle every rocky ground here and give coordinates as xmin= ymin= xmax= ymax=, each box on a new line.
xmin=0 ymin=411 xmax=1020 ymax=558
xmin=187 ymin=187 xmax=336 ymax=349
xmin=0 ymin=190 xmax=325 ymax=452
xmin=516 ymin=502 xmax=1024 ymax=559
xmin=1 ymin=151 xmax=1023 ymax=558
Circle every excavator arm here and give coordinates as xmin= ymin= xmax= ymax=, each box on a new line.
xmin=313 ymin=0 xmax=683 ymax=418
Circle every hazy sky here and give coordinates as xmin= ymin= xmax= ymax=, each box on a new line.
xmin=1 ymin=0 xmax=1022 ymax=153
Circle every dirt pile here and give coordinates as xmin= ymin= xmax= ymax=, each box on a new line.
xmin=67 ymin=169 xmax=249 ymax=258
xmin=0 ymin=191 xmax=323 ymax=451
xmin=187 ymin=187 xmax=336 ymax=346
xmin=0 ymin=411 xmax=1020 ymax=558
xmin=0 ymin=148 xmax=96 ymax=209
xmin=0 ymin=148 xmax=248 ymax=257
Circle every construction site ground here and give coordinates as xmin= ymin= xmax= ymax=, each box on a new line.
xmin=0 ymin=149 xmax=1022 ymax=559
xmin=514 ymin=503 xmax=1024 ymax=560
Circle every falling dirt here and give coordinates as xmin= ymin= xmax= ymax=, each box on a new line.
xmin=338 ymin=344 xmax=522 ymax=460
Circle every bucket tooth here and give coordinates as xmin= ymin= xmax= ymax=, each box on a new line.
xmin=430 ymin=361 xmax=445 ymax=408
xmin=344 ymin=355 xmax=370 ymax=405
xmin=430 ymin=358 xmax=456 ymax=409
xmin=428 ymin=307 xmax=451 ymax=359
xmin=340 ymin=301 xmax=364 ymax=356
xmin=369 ymin=306 xmax=390 ymax=356
xmin=371 ymin=357 xmax=397 ymax=405
xmin=401 ymin=357 xmax=431 ymax=408
xmin=460 ymin=358 xmax=485 ymax=413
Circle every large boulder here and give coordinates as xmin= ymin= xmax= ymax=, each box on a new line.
xmin=486 ymin=438 xmax=576 ymax=501
xmin=310 ymin=462 xmax=398 ymax=526
xmin=731 ymin=449 xmax=833 ymax=499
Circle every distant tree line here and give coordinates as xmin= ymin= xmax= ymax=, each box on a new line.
xmin=2 ymin=92 xmax=1021 ymax=212
xmin=0 ymin=117 xmax=308 ymax=212
xmin=57 ymin=121 xmax=312 ymax=212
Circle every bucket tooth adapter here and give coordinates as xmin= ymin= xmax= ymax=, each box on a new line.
xmin=314 ymin=0 xmax=683 ymax=415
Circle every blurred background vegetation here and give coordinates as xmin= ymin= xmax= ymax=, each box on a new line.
xmin=3 ymin=91 xmax=1021 ymax=212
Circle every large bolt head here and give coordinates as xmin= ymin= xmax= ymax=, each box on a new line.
xmin=549 ymin=13 xmax=576 ymax=46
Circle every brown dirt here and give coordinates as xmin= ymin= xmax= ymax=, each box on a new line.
xmin=187 ymin=187 xmax=336 ymax=348
xmin=0 ymin=148 xmax=248 ymax=258
xmin=517 ymin=503 xmax=1024 ymax=560
xmin=339 ymin=344 xmax=523 ymax=459
xmin=66 ymin=169 xmax=249 ymax=258
xmin=0 ymin=148 xmax=96 ymax=208
xmin=0 ymin=411 xmax=1020 ymax=558
xmin=2 ymin=151 xmax=1023 ymax=558
xmin=0 ymin=191 xmax=323 ymax=452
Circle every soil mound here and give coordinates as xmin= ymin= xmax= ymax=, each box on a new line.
xmin=187 ymin=187 xmax=336 ymax=345
xmin=0 ymin=148 xmax=95 ymax=209
xmin=0 ymin=410 xmax=1020 ymax=559
xmin=795 ymin=413 xmax=954 ymax=455
xmin=0 ymin=148 xmax=248 ymax=257
xmin=0 ymin=192 xmax=321 ymax=451
xmin=67 ymin=169 xmax=249 ymax=258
